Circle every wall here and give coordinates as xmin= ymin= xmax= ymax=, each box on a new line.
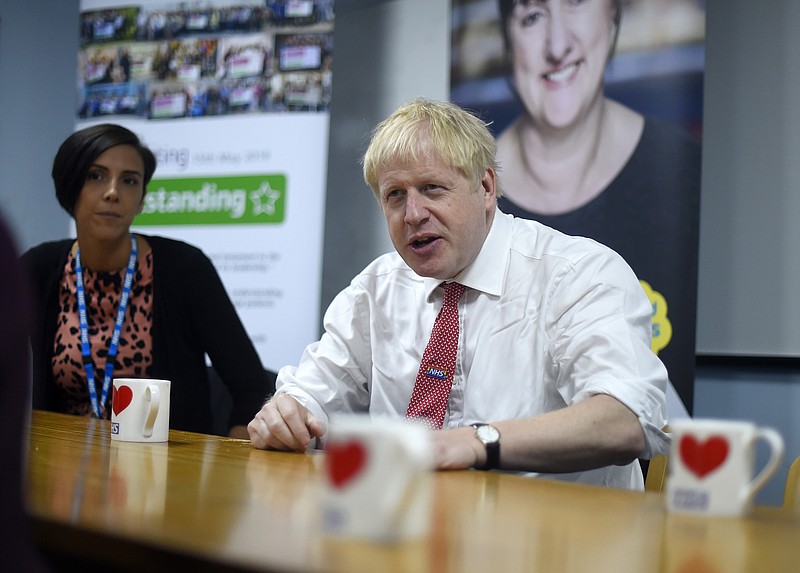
xmin=0 ymin=0 xmax=78 ymax=248
xmin=692 ymin=0 xmax=800 ymax=506
xmin=696 ymin=0 xmax=800 ymax=356
xmin=1 ymin=0 xmax=798 ymax=507
xmin=320 ymin=0 xmax=450 ymax=312
xmin=695 ymin=365 xmax=800 ymax=506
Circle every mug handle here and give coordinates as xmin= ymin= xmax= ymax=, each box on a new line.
xmin=742 ymin=427 xmax=785 ymax=504
xmin=142 ymin=385 xmax=161 ymax=438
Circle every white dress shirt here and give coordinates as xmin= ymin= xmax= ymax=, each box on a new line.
xmin=277 ymin=209 xmax=670 ymax=489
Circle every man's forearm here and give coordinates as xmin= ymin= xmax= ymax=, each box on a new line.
xmin=490 ymin=394 xmax=646 ymax=473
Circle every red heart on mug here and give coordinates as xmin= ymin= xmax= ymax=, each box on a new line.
xmin=325 ymin=440 xmax=368 ymax=489
xmin=112 ymin=385 xmax=133 ymax=416
xmin=679 ymin=435 xmax=730 ymax=479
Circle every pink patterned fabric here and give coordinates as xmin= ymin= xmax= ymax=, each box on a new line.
xmin=52 ymin=249 xmax=154 ymax=418
xmin=406 ymin=282 xmax=465 ymax=429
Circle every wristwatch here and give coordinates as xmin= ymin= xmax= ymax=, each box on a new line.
xmin=472 ymin=423 xmax=501 ymax=470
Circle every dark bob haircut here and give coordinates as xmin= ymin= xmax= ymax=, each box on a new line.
xmin=52 ymin=123 xmax=157 ymax=216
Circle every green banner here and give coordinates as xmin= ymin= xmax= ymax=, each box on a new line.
xmin=136 ymin=174 xmax=285 ymax=225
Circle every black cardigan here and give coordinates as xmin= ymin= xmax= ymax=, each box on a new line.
xmin=21 ymin=235 xmax=274 ymax=434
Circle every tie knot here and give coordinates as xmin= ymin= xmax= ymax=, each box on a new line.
xmin=442 ymin=282 xmax=465 ymax=307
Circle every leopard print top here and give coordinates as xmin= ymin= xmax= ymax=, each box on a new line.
xmin=52 ymin=249 xmax=154 ymax=419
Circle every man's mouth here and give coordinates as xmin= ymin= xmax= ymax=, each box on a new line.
xmin=411 ymin=236 xmax=438 ymax=249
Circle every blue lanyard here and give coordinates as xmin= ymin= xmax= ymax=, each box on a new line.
xmin=75 ymin=235 xmax=138 ymax=419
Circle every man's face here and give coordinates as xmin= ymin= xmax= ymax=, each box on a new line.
xmin=377 ymin=147 xmax=496 ymax=280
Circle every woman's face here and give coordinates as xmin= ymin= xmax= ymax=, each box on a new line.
xmin=72 ymin=144 xmax=146 ymax=244
xmin=506 ymin=0 xmax=617 ymax=131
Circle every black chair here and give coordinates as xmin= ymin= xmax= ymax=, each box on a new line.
xmin=207 ymin=366 xmax=277 ymax=436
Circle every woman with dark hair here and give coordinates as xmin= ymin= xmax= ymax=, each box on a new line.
xmin=22 ymin=124 xmax=273 ymax=437
xmin=494 ymin=0 xmax=701 ymax=413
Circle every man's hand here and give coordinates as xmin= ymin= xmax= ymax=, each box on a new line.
xmin=430 ymin=426 xmax=485 ymax=470
xmin=247 ymin=393 xmax=325 ymax=451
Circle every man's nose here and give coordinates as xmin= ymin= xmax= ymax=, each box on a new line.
xmin=404 ymin=190 xmax=428 ymax=224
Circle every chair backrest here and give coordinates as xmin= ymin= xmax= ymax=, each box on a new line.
xmin=783 ymin=455 xmax=800 ymax=510
xmin=644 ymin=425 xmax=671 ymax=493
xmin=644 ymin=453 xmax=669 ymax=493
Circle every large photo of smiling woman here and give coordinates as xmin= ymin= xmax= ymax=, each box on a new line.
xmin=450 ymin=0 xmax=705 ymax=415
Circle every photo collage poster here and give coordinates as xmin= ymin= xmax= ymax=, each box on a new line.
xmin=77 ymin=0 xmax=335 ymax=371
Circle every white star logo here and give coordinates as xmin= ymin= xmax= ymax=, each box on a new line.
xmin=250 ymin=181 xmax=281 ymax=216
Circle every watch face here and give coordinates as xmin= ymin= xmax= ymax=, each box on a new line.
xmin=476 ymin=424 xmax=500 ymax=443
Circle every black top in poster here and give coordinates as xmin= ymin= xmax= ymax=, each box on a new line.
xmin=450 ymin=0 xmax=705 ymax=414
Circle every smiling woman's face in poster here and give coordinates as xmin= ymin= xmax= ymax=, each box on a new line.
xmin=450 ymin=0 xmax=705 ymax=414
xmin=502 ymin=0 xmax=620 ymax=135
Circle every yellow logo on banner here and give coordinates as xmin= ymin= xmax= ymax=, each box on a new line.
xmin=640 ymin=280 xmax=672 ymax=354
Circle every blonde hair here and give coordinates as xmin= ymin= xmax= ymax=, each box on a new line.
xmin=362 ymin=97 xmax=501 ymax=197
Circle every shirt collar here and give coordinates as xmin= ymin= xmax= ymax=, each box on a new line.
xmin=422 ymin=207 xmax=511 ymax=300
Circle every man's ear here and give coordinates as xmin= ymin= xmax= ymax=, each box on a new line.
xmin=481 ymin=167 xmax=497 ymax=208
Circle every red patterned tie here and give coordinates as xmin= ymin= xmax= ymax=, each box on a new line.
xmin=406 ymin=282 xmax=465 ymax=429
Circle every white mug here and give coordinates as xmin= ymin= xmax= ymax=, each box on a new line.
xmin=321 ymin=415 xmax=434 ymax=542
xmin=666 ymin=418 xmax=784 ymax=516
xmin=111 ymin=378 xmax=171 ymax=443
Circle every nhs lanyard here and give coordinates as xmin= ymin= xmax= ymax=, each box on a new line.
xmin=75 ymin=235 xmax=138 ymax=419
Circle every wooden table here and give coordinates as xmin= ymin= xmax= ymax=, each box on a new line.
xmin=26 ymin=410 xmax=800 ymax=572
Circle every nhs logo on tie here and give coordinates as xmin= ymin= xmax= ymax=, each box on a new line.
xmin=426 ymin=366 xmax=448 ymax=380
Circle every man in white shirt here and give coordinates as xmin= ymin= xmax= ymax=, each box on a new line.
xmin=248 ymin=98 xmax=669 ymax=489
